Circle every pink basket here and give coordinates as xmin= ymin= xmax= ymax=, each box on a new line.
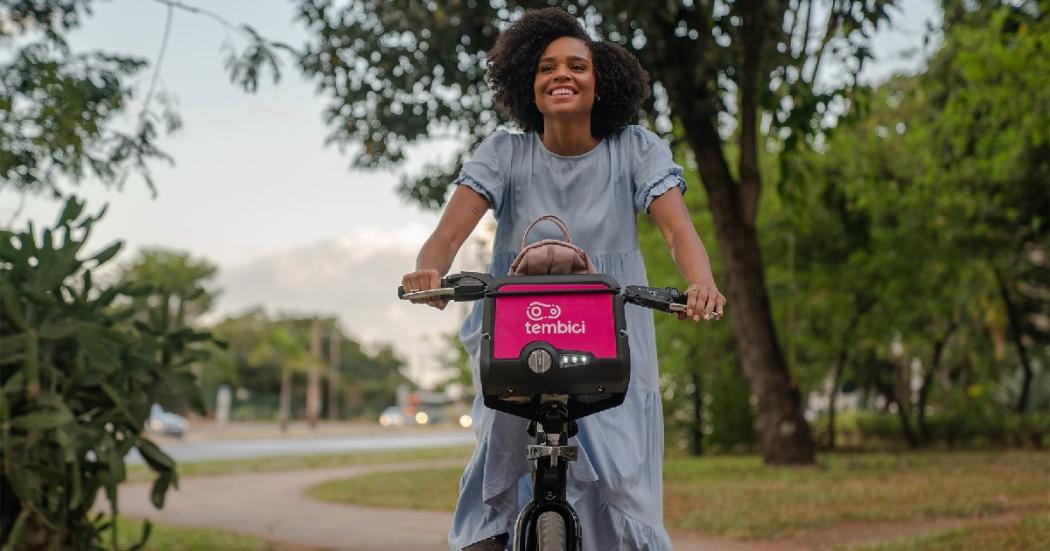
xmin=479 ymin=274 xmax=631 ymax=421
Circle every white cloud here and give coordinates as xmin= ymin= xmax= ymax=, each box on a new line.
xmin=214 ymin=220 xmax=493 ymax=388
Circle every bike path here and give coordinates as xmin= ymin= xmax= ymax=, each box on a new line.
xmin=116 ymin=460 xmax=750 ymax=550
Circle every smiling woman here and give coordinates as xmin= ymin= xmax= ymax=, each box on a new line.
xmin=399 ymin=6 xmax=724 ymax=551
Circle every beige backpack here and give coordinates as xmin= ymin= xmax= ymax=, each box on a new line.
xmin=508 ymin=215 xmax=597 ymax=275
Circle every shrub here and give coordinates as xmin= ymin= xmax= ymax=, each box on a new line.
xmin=1 ymin=198 xmax=209 ymax=550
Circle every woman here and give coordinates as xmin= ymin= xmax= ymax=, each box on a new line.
xmin=401 ymin=8 xmax=725 ymax=550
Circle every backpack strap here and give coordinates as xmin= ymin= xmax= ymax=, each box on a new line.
xmin=521 ymin=215 xmax=573 ymax=249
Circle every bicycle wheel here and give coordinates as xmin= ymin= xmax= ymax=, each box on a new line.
xmin=536 ymin=511 xmax=566 ymax=551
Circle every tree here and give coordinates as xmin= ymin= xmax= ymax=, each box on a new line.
xmin=120 ymin=249 xmax=220 ymax=329
xmin=780 ymin=0 xmax=1049 ymax=447
xmin=0 ymin=198 xmax=207 ymax=550
xmin=1 ymin=0 xmax=177 ymax=200
xmin=291 ymin=0 xmax=899 ymax=463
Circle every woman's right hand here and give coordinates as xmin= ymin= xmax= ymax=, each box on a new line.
xmin=401 ymin=268 xmax=448 ymax=310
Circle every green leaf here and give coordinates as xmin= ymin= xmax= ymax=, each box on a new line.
xmin=89 ymin=241 xmax=123 ymax=266
xmin=57 ymin=197 xmax=84 ymax=226
xmin=129 ymin=518 xmax=153 ymax=551
xmin=37 ymin=321 xmax=79 ymax=340
xmin=0 ymin=334 xmax=25 ymax=366
xmin=1 ymin=281 xmax=27 ymax=331
xmin=136 ymin=438 xmax=176 ymax=473
xmin=4 ymin=509 xmax=30 ymax=548
xmin=10 ymin=409 xmax=75 ymax=430
xmin=101 ymin=383 xmax=136 ymax=424
xmin=149 ymin=473 xmax=173 ymax=509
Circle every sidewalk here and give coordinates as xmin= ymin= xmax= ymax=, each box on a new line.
xmin=117 ymin=460 xmax=750 ymax=551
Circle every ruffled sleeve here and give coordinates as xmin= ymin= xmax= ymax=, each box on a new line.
xmin=456 ymin=129 xmax=514 ymax=217
xmin=627 ymin=125 xmax=687 ymax=213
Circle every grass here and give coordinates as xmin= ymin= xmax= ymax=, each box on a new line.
xmin=845 ymin=513 xmax=1050 ymax=550
xmin=126 ymin=445 xmax=474 ymax=483
xmin=304 ymin=449 xmax=1050 ymax=543
xmin=306 ymin=465 xmax=465 ymax=511
xmin=663 ymin=450 xmax=1049 ymax=539
xmin=105 ymin=517 xmax=318 ymax=551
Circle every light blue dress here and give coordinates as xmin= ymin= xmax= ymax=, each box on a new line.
xmin=450 ymin=125 xmax=685 ymax=551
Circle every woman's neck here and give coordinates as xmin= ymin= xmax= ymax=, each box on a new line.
xmin=541 ymin=117 xmax=598 ymax=156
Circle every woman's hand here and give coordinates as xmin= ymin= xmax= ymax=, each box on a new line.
xmin=401 ymin=268 xmax=448 ymax=310
xmin=678 ymin=282 xmax=725 ymax=322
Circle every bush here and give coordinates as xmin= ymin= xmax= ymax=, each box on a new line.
xmin=1 ymin=198 xmax=209 ymax=550
xmin=828 ymin=409 xmax=1049 ymax=449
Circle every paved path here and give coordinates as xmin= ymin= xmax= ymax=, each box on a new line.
xmin=127 ymin=430 xmax=475 ymax=465
xmin=117 ymin=461 xmax=749 ymax=550
xmin=117 ymin=462 xmax=1032 ymax=551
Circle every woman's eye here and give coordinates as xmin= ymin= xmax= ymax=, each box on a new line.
xmin=539 ymin=65 xmax=553 ymax=73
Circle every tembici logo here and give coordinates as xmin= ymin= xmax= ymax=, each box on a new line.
xmin=524 ymin=301 xmax=586 ymax=335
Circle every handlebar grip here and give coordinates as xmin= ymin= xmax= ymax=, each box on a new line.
xmin=623 ymin=285 xmax=688 ymax=313
xmin=398 ymin=272 xmax=490 ymax=302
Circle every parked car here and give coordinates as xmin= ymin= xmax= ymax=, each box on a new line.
xmin=148 ymin=404 xmax=189 ymax=438
xmin=378 ymin=405 xmax=440 ymax=427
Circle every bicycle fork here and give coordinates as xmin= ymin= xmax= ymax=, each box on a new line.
xmin=512 ymin=403 xmax=583 ymax=550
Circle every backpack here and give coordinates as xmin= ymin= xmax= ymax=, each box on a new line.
xmin=508 ymin=215 xmax=597 ymax=275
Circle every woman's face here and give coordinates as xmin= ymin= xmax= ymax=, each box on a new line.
xmin=533 ymin=36 xmax=596 ymax=120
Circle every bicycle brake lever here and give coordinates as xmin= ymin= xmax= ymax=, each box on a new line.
xmin=623 ymin=285 xmax=688 ymax=313
xmin=397 ymin=272 xmax=491 ymax=302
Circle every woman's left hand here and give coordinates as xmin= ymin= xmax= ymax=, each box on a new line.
xmin=679 ymin=283 xmax=726 ymax=322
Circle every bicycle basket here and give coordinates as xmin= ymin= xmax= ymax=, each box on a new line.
xmin=479 ymin=274 xmax=631 ymax=421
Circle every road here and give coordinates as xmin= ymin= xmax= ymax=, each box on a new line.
xmin=127 ymin=429 xmax=476 ymax=464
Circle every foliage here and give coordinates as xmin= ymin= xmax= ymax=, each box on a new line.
xmin=119 ymin=249 xmax=233 ymax=414
xmin=828 ymin=409 xmax=1049 ymax=449
xmin=776 ymin=0 xmax=1049 ymax=447
xmin=0 ymin=1 xmax=178 ymax=196
xmin=210 ymin=311 xmax=410 ymax=421
xmin=291 ymin=0 xmax=893 ymax=206
xmin=0 ymin=197 xmax=209 ymax=550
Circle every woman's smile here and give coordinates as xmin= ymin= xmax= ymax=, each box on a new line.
xmin=534 ymin=36 xmax=595 ymax=115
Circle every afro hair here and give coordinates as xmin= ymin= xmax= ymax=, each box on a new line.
xmin=486 ymin=7 xmax=651 ymax=139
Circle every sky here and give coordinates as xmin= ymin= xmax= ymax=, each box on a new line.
xmin=2 ymin=0 xmax=941 ymax=388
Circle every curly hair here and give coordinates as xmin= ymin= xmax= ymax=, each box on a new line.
xmin=486 ymin=7 xmax=651 ymax=140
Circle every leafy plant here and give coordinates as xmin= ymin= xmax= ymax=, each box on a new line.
xmin=0 ymin=197 xmax=208 ymax=550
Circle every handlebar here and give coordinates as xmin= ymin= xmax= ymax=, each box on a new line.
xmin=622 ymin=285 xmax=689 ymax=314
xmin=398 ymin=272 xmax=694 ymax=315
xmin=397 ymin=272 xmax=490 ymax=302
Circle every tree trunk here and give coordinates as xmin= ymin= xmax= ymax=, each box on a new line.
xmin=892 ymin=361 xmax=919 ymax=448
xmin=278 ymin=365 xmax=291 ymax=433
xmin=689 ymin=368 xmax=704 ymax=456
xmin=306 ymin=318 xmax=322 ymax=429
xmin=647 ymin=11 xmax=815 ymax=465
xmin=685 ymin=128 xmax=815 ymax=464
xmin=328 ymin=327 xmax=342 ymax=420
xmin=994 ymin=269 xmax=1033 ymax=412
xmin=827 ymin=299 xmax=874 ymax=449
xmin=827 ymin=348 xmax=846 ymax=450
xmin=917 ymin=322 xmax=957 ymax=443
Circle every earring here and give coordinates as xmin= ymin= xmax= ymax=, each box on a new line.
xmin=596 ymin=95 xmax=601 ymax=102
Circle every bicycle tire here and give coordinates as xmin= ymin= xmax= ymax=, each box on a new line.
xmin=536 ymin=511 xmax=566 ymax=551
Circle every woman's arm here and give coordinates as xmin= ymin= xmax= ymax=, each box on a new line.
xmin=401 ymin=185 xmax=491 ymax=309
xmin=648 ymin=187 xmax=726 ymax=321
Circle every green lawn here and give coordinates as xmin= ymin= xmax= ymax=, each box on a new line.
xmin=105 ymin=517 xmax=319 ymax=551
xmin=127 ymin=445 xmax=474 ymax=483
xmin=305 ymin=450 xmax=1050 ymax=544
xmin=845 ymin=513 xmax=1050 ymax=551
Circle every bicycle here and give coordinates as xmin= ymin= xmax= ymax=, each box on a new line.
xmin=399 ymin=271 xmax=688 ymax=551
